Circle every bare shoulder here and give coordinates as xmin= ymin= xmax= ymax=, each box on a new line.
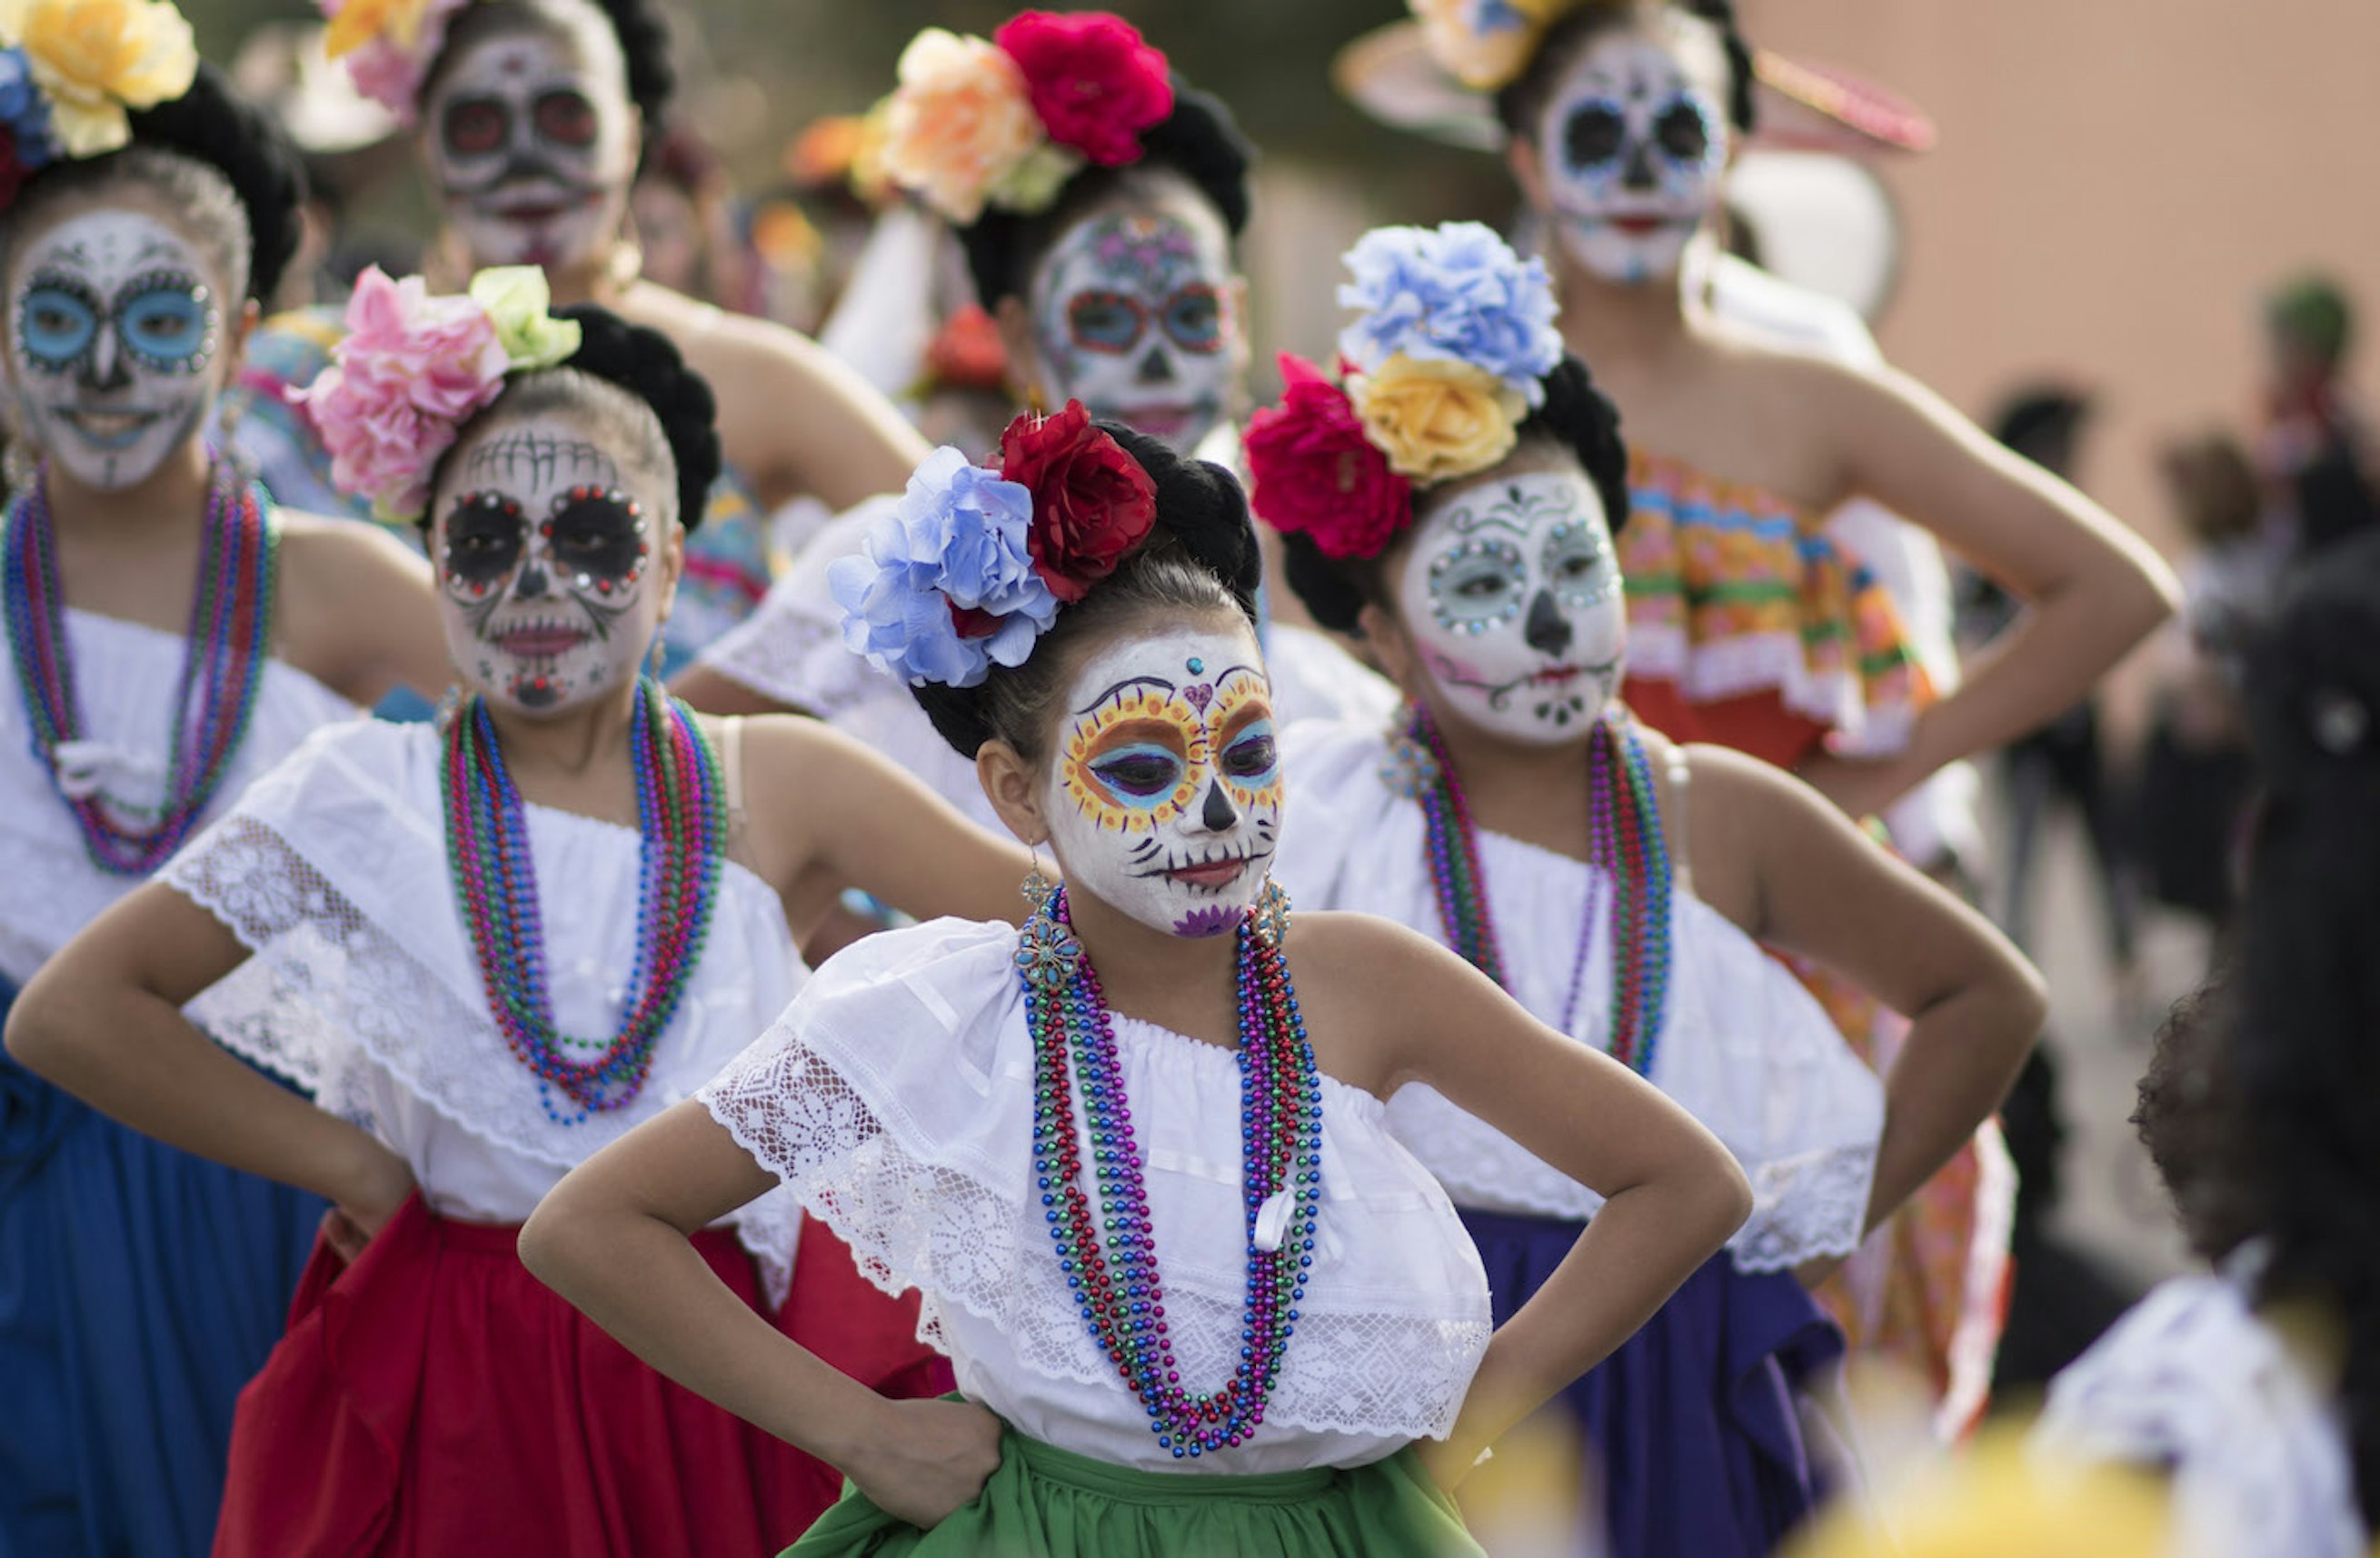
xmin=274 ymin=508 xmax=427 ymax=580
xmin=628 ymin=284 xmax=833 ymax=390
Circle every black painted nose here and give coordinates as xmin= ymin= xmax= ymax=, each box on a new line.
xmin=1136 ymin=345 xmax=1174 ymax=385
xmin=1524 ymin=589 xmax=1572 ymax=656
xmin=1200 ymin=779 xmax=1237 ymax=832
xmin=1622 ymin=139 xmax=1659 ymax=191
xmin=514 ymin=561 xmax=550 ymax=599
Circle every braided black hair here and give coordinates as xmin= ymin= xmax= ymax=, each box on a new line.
xmin=423 ymin=304 xmax=720 ymax=533
xmin=957 ymin=81 xmax=1253 ymax=311
xmin=424 ymin=0 xmax=674 ymax=160
xmin=2232 ymin=528 xmax=2380 ymax=1528
xmin=1280 ymin=354 xmax=1630 ymax=637
xmin=0 ymin=62 xmax=304 ymax=303
xmin=1494 ymin=0 xmax=1757 ymax=143
xmin=911 ymin=420 xmax=1261 ymax=759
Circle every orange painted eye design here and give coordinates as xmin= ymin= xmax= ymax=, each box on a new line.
xmin=1209 ymin=676 xmax=1281 ymax=809
xmin=1063 ymin=690 xmax=1205 ymax=834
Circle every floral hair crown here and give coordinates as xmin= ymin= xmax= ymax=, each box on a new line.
xmin=1411 ymin=0 xmax=1621 ymax=94
xmin=0 ymin=0 xmax=198 ymax=209
xmin=831 ymin=400 xmax=1157 ymax=688
xmin=878 ymin=10 xmax=1173 ymax=226
xmin=1244 ymin=221 xmax=1561 ymax=561
xmin=317 ymin=0 xmax=474 ymax=123
xmin=302 ymin=265 xmax=583 ymax=523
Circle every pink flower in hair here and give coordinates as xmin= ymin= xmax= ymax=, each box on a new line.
xmin=300 ymin=265 xmax=509 ymax=522
xmin=993 ymin=11 xmax=1170 ymax=168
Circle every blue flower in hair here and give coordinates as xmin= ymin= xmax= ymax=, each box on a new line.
xmin=0 ymin=48 xmax=59 ymax=171
xmin=1336 ymin=221 xmax=1563 ymax=405
xmin=830 ymin=445 xmax=1061 ymax=689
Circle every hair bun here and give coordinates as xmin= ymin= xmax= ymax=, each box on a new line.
xmin=586 ymin=0 xmax=676 ymax=149
xmin=124 ymin=62 xmax=306 ymax=302
xmin=550 ymin=305 xmax=722 ymax=528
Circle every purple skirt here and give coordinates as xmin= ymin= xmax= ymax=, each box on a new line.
xmin=1460 ymin=1206 xmax=1844 ymax=1558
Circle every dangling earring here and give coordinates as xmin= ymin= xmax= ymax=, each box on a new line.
xmin=1248 ymin=877 xmax=1292 ymax=948
xmin=1379 ymin=703 xmax=1439 ymax=800
xmin=434 ymin=680 xmax=465 ymax=730
xmin=645 ymin=633 xmax=667 ymax=684
xmin=1013 ymin=844 xmax=1080 ymax=991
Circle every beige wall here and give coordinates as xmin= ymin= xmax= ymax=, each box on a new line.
xmin=1743 ymin=0 xmax=2380 ymax=558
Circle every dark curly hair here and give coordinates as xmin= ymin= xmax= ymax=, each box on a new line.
xmin=957 ymin=81 xmax=1253 ymax=311
xmin=423 ymin=0 xmax=676 ymax=165
xmin=1493 ymin=0 xmax=1757 ymax=143
xmin=424 ymin=304 xmax=721 ymax=532
xmin=0 ymin=62 xmax=305 ymax=303
xmin=1277 ymin=355 xmax=1631 ymax=637
xmin=911 ymin=420 xmax=1261 ymax=761
xmin=2229 ymin=527 xmax=2380 ymax=1526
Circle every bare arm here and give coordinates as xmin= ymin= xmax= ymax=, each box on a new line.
xmin=519 ymin=1102 xmax=1001 ymax=1524
xmin=4 ymin=881 xmax=413 ymax=1227
xmin=1314 ymin=914 xmax=1754 ymax=1483
xmin=740 ymin=715 xmax=1033 ymax=929
xmin=670 ymin=661 xmax=807 ymax=717
xmin=1688 ymin=743 xmax=2046 ymax=1234
xmin=274 ymin=514 xmax=453 ymax=705
xmin=1805 ymin=359 xmax=2180 ymax=814
xmin=696 ymin=317 xmax=931 ymax=513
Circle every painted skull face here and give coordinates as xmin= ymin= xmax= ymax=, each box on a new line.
xmin=1045 ymin=624 xmax=1282 ymax=939
xmin=423 ymin=24 xmax=636 ymax=270
xmin=433 ymin=414 xmax=664 ymax=714
xmin=1537 ymin=32 xmax=1728 ymax=285
xmin=7 ymin=210 xmax=221 ymax=490
xmin=1398 ymin=469 xmax=1626 ymax=744
xmin=1029 ymin=208 xmax=1236 ymax=456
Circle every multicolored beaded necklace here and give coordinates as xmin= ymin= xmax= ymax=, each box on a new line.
xmin=443 ymin=677 xmax=725 ymax=1125
xmin=1019 ymin=884 xmax=1322 ymax=1458
xmin=1406 ymin=703 xmax=1675 ymax=1074
xmin=2 ymin=463 xmax=278 ymax=875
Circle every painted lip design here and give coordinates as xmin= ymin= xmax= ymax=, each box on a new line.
xmin=55 ymin=407 xmax=165 ymax=450
xmin=1528 ymin=664 xmax=1585 ymax=686
xmin=491 ymin=617 xmax=590 ymax=658
xmin=1107 ymin=399 xmax=1218 ymax=442
xmin=1130 ymin=842 xmax=1272 ymax=889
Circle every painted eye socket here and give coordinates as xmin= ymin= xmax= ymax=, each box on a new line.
xmin=1161 ymin=285 xmax=1223 ymax=354
xmin=442 ymin=95 xmax=510 ymax=157
xmin=1653 ymin=97 xmax=1712 ymax=165
xmin=547 ymin=492 xmax=642 ymax=582
xmin=1089 ymin=743 xmax=1185 ymax=802
xmin=442 ymin=493 xmax=525 ymax=586
xmin=1543 ymin=521 xmax=1617 ymax=607
xmin=1067 ymin=290 xmax=1144 ymax=355
xmin=18 ymin=284 xmax=95 ymax=368
xmin=1220 ymin=720 xmax=1279 ymax=786
xmin=1560 ymin=98 xmax=1628 ymax=171
xmin=533 ymin=88 xmax=599 ymax=149
xmin=1429 ymin=539 xmax=1528 ymax=628
xmin=118 ymin=281 xmax=210 ymax=365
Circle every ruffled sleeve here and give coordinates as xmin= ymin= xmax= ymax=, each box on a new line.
xmin=1620 ymin=450 xmax=1932 ymax=757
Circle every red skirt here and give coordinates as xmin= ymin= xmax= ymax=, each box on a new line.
xmin=214 ymin=1195 xmax=951 ymax=1558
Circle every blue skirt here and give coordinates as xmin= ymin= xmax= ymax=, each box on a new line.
xmin=0 ymin=981 xmax=324 ymax=1558
xmin=1460 ymin=1206 xmax=1844 ymax=1558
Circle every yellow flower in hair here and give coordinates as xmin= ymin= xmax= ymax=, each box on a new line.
xmin=0 ymin=0 xmax=195 ymax=157
xmin=470 ymin=266 xmax=582 ymax=374
xmin=320 ymin=0 xmax=439 ymax=59
xmin=1349 ymin=354 xmax=1528 ymax=484
xmin=879 ymin=28 xmax=1042 ymax=225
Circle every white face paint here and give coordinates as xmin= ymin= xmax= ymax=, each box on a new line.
xmin=7 ymin=210 xmax=222 ymax=490
xmin=1028 ymin=206 xmax=1237 ymax=457
xmin=423 ymin=21 xmax=636 ymax=270
xmin=433 ymin=414 xmax=664 ymax=714
xmin=1397 ymin=469 xmax=1626 ymax=744
xmin=1044 ymin=624 xmax=1283 ymax=939
xmin=1536 ymin=31 xmax=1729 ymax=285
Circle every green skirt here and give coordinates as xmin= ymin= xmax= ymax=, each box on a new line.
xmin=782 ymin=1426 xmax=1482 ymax=1558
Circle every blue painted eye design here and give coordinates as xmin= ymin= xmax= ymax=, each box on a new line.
xmin=1560 ymin=95 xmax=1628 ymax=174
xmin=1219 ymin=718 xmax=1279 ymax=790
xmin=117 ymin=273 xmax=214 ymax=372
xmin=1162 ymin=285 xmax=1224 ymax=355
xmin=1543 ymin=519 xmax=1618 ymax=609
xmin=18 ymin=280 xmax=97 ymax=373
xmin=1090 ymin=742 xmax=1187 ymax=804
xmin=1427 ymin=538 xmax=1528 ymax=634
xmin=1067 ymin=290 xmax=1145 ymax=355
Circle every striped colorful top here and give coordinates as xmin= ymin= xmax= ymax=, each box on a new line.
xmin=1618 ymin=449 xmax=1932 ymax=768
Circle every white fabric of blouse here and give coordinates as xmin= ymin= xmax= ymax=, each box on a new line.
xmin=2034 ymin=1256 xmax=2366 ymax=1558
xmin=1271 ymin=721 xmax=1881 ymax=1273
xmin=697 ymin=917 xmax=1494 ymax=1473
xmin=161 ymin=718 xmax=807 ymax=1301
xmin=0 ymin=604 xmax=359 ymax=987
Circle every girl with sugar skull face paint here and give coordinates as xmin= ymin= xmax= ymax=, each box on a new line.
xmin=1385 ymin=0 xmax=2178 ymax=1410
xmin=0 ymin=28 xmax=452 ymax=1557
xmin=513 ymin=402 xmax=1754 ymax=1557
xmin=1252 ymin=223 xmax=2051 ymax=1558
xmin=9 ymin=275 xmax=1057 ymax=1553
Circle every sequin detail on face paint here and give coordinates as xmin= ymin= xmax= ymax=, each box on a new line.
xmin=16 ymin=270 xmax=217 ymax=378
xmin=1428 ymin=535 xmax=1528 ymax=635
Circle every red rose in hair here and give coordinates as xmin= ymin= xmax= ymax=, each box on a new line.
xmin=0 ymin=131 xmax=25 ymax=213
xmin=1244 ymin=353 xmax=1413 ymax=560
xmin=993 ymin=11 xmax=1172 ymax=168
xmin=1000 ymin=401 xmax=1157 ymax=602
